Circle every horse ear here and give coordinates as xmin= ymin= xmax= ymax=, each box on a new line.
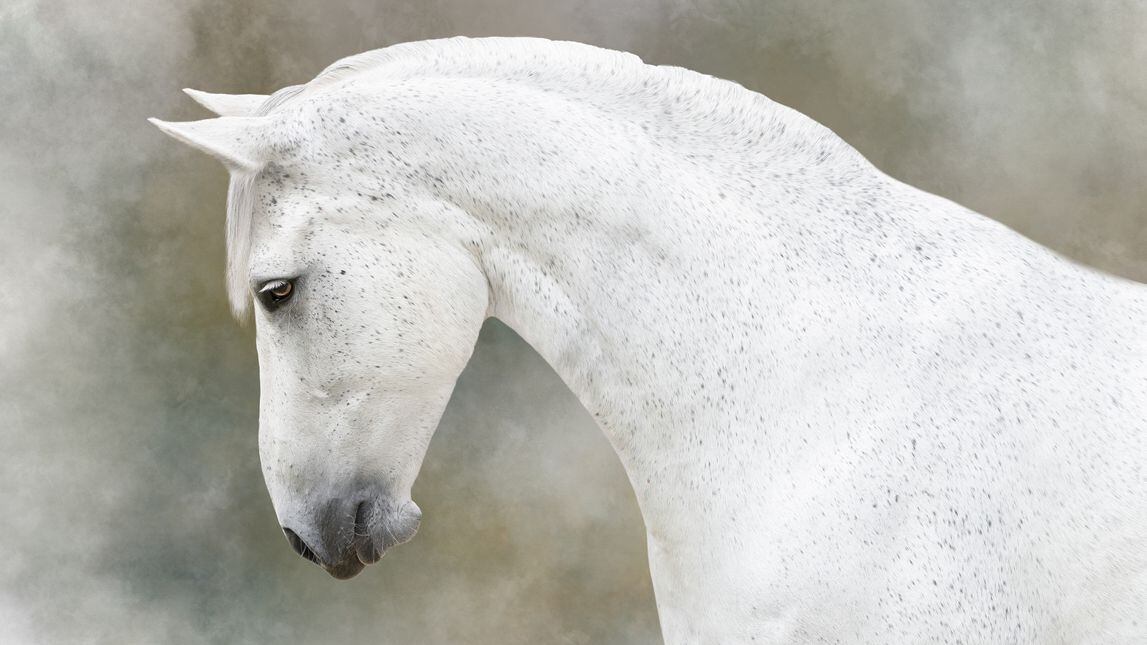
xmin=182 ymin=88 xmax=269 ymax=117
xmin=148 ymin=116 xmax=269 ymax=173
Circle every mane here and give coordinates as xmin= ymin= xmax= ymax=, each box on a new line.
xmin=224 ymin=36 xmax=860 ymax=320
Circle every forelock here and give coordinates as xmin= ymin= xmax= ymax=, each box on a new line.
xmin=225 ymin=171 xmax=258 ymax=320
xmin=223 ymin=85 xmax=307 ymax=322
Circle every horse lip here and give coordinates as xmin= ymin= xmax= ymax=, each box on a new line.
xmin=320 ymin=540 xmax=377 ymax=579
xmin=305 ymin=498 xmax=423 ymax=579
xmin=324 ymin=557 xmax=366 ymax=580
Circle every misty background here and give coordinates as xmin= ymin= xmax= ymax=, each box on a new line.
xmin=1 ymin=1 xmax=1145 ymax=643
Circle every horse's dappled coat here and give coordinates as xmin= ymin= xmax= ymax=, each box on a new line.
xmin=152 ymin=37 xmax=1147 ymax=643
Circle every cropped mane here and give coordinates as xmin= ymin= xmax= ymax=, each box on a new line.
xmin=223 ymin=36 xmax=860 ymax=319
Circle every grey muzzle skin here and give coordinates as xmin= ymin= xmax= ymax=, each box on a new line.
xmin=280 ymin=488 xmax=423 ymax=580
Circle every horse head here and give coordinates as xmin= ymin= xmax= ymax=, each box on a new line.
xmin=151 ymin=89 xmax=489 ymax=578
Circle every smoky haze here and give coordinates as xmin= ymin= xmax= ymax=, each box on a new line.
xmin=1 ymin=0 xmax=1144 ymax=643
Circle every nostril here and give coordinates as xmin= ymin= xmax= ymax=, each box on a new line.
xmin=353 ymin=501 xmax=369 ymax=537
xmin=351 ymin=500 xmax=381 ymax=565
xmin=282 ymin=527 xmax=320 ymax=565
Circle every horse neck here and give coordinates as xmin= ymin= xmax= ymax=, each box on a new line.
xmin=440 ymin=88 xmax=888 ymax=546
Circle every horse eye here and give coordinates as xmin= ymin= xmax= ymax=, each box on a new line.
xmin=256 ymin=279 xmax=296 ymax=311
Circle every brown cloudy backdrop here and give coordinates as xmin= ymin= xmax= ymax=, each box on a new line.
xmin=2 ymin=1 xmax=1144 ymax=642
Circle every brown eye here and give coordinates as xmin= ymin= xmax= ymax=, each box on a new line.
xmin=257 ymin=279 xmax=296 ymax=311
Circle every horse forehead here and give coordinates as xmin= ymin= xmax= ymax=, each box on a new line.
xmin=249 ymin=181 xmax=311 ymax=231
xmin=248 ymin=185 xmax=404 ymax=257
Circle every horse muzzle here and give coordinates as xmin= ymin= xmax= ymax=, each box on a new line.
xmin=280 ymin=492 xmax=422 ymax=579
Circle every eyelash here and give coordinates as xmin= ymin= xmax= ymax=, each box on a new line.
xmin=256 ymin=278 xmax=296 ymax=312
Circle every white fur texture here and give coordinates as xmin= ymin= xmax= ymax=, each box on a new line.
xmin=153 ymin=37 xmax=1147 ymax=643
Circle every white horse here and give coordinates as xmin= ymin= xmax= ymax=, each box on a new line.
xmin=151 ymin=37 xmax=1147 ymax=643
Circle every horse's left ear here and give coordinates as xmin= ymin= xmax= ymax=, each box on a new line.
xmin=148 ymin=115 xmax=271 ymax=173
xmin=183 ymin=88 xmax=269 ymax=117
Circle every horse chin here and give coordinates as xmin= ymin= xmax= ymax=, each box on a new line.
xmin=323 ymin=500 xmax=423 ymax=580
xmin=390 ymin=500 xmax=424 ymax=544
xmin=371 ymin=500 xmax=424 ymax=552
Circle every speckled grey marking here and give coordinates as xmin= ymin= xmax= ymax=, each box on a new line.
xmin=151 ymin=36 xmax=1147 ymax=643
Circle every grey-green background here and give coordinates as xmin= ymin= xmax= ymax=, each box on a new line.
xmin=2 ymin=1 xmax=1144 ymax=643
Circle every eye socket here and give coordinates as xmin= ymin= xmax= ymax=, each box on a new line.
xmin=256 ymin=278 xmax=296 ymax=311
